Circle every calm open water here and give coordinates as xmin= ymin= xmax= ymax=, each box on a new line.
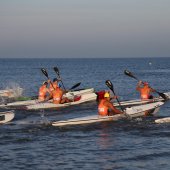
xmin=0 ymin=58 xmax=170 ymax=170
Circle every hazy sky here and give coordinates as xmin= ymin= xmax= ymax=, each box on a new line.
xmin=0 ymin=0 xmax=170 ymax=58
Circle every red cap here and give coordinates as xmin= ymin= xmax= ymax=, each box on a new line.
xmin=143 ymin=82 xmax=148 ymax=85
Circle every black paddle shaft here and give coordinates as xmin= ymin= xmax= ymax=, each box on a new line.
xmin=69 ymin=82 xmax=81 ymax=90
xmin=105 ymin=80 xmax=124 ymax=112
xmin=41 ymin=68 xmax=49 ymax=79
xmin=41 ymin=68 xmax=55 ymax=89
xmin=53 ymin=67 xmax=66 ymax=90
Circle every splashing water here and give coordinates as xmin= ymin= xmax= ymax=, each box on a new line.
xmin=40 ymin=110 xmax=51 ymax=125
xmin=4 ymin=82 xmax=23 ymax=98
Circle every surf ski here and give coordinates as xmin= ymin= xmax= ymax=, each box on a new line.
xmin=0 ymin=88 xmax=95 ymax=109
xmin=25 ymin=92 xmax=97 ymax=110
xmin=0 ymin=111 xmax=15 ymax=124
xmin=113 ymin=91 xmax=170 ymax=107
xmin=52 ymin=101 xmax=164 ymax=127
xmin=155 ymin=117 xmax=170 ymax=124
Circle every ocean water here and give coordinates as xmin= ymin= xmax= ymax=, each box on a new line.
xmin=0 ymin=58 xmax=170 ymax=170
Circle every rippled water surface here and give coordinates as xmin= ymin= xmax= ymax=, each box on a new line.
xmin=0 ymin=58 xmax=170 ymax=170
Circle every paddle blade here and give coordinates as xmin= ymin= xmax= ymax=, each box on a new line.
xmin=41 ymin=68 xmax=49 ymax=79
xmin=124 ymin=70 xmax=138 ymax=80
xmin=53 ymin=67 xmax=60 ymax=76
xmin=156 ymin=91 xmax=169 ymax=100
xmin=105 ymin=80 xmax=114 ymax=92
xmin=105 ymin=80 xmax=125 ymax=112
xmin=69 ymin=82 xmax=81 ymax=90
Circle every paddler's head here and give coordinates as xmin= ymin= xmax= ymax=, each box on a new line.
xmin=53 ymin=78 xmax=58 ymax=82
xmin=43 ymin=81 xmax=48 ymax=86
xmin=104 ymin=92 xmax=110 ymax=100
xmin=143 ymin=82 xmax=149 ymax=86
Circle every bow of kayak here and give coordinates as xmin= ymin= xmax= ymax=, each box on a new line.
xmin=0 ymin=111 xmax=15 ymax=124
xmin=155 ymin=117 xmax=170 ymax=123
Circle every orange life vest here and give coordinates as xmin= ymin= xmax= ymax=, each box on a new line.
xmin=38 ymin=85 xmax=48 ymax=101
xmin=138 ymin=86 xmax=151 ymax=100
xmin=98 ymin=99 xmax=108 ymax=116
xmin=52 ymin=87 xmax=63 ymax=104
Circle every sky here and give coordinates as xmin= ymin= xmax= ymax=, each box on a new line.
xmin=0 ymin=0 xmax=170 ymax=58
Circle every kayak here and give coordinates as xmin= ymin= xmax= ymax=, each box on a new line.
xmin=155 ymin=117 xmax=170 ymax=124
xmin=0 ymin=88 xmax=95 ymax=108
xmin=52 ymin=101 xmax=164 ymax=127
xmin=0 ymin=111 xmax=15 ymax=124
xmin=113 ymin=91 xmax=170 ymax=107
xmin=0 ymin=88 xmax=23 ymax=98
xmin=25 ymin=92 xmax=97 ymax=110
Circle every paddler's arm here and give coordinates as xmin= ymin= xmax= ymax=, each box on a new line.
xmin=45 ymin=88 xmax=52 ymax=101
xmin=105 ymin=101 xmax=123 ymax=114
xmin=110 ymin=95 xmax=118 ymax=100
xmin=47 ymin=79 xmax=52 ymax=87
xmin=136 ymin=80 xmax=142 ymax=91
xmin=150 ymin=87 xmax=156 ymax=93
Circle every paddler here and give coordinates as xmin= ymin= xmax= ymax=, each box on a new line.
xmin=98 ymin=92 xmax=123 ymax=116
xmin=136 ymin=81 xmax=155 ymax=100
xmin=52 ymin=86 xmax=71 ymax=104
xmin=38 ymin=81 xmax=51 ymax=101
xmin=49 ymin=78 xmax=62 ymax=94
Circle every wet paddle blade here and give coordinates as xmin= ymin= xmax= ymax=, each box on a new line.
xmin=105 ymin=80 xmax=125 ymax=113
xmin=69 ymin=82 xmax=81 ymax=90
xmin=53 ymin=67 xmax=60 ymax=76
xmin=41 ymin=68 xmax=49 ymax=79
xmin=105 ymin=80 xmax=114 ymax=92
xmin=156 ymin=91 xmax=169 ymax=100
xmin=124 ymin=70 xmax=138 ymax=81
xmin=53 ymin=66 xmax=66 ymax=90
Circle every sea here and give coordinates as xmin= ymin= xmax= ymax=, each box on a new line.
xmin=0 ymin=58 xmax=170 ymax=170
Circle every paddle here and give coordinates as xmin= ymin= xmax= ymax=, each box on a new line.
xmin=69 ymin=82 xmax=81 ymax=91
xmin=124 ymin=70 xmax=168 ymax=100
xmin=53 ymin=66 xmax=66 ymax=90
xmin=41 ymin=68 xmax=55 ymax=89
xmin=41 ymin=68 xmax=49 ymax=79
xmin=105 ymin=80 xmax=124 ymax=112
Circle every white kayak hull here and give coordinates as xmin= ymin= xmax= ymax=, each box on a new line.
xmin=0 ymin=88 xmax=95 ymax=108
xmin=113 ymin=91 xmax=170 ymax=107
xmin=25 ymin=92 xmax=97 ymax=110
xmin=125 ymin=102 xmax=162 ymax=117
xmin=52 ymin=102 xmax=164 ymax=127
xmin=155 ymin=117 xmax=170 ymax=124
xmin=0 ymin=111 xmax=15 ymax=124
xmin=52 ymin=114 xmax=126 ymax=126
